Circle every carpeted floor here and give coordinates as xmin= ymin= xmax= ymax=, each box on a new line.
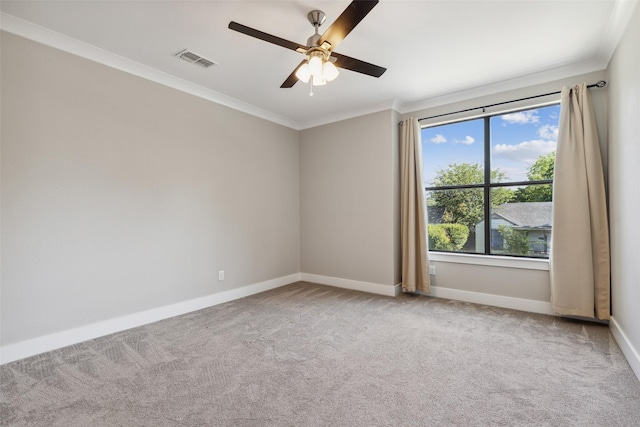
xmin=2 ymin=282 xmax=639 ymax=426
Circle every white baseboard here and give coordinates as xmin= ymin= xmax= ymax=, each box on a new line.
xmin=299 ymin=274 xmax=550 ymax=313
xmin=610 ymin=316 xmax=640 ymax=382
xmin=9 ymin=273 xmax=624 ymax=370
xmin=300 ymin=273 xmax=401 ymax=297
xmin=0 ymin=273 xmax=301 ymax=365
xmin=422 ymin=286 xmax=556 ymax=316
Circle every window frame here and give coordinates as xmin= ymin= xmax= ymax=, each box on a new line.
xmin=422 ymin=102 xmax=559 ymax=259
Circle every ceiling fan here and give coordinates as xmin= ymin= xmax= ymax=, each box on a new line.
xmin=228 ymin=0 xmax=386 ymax=94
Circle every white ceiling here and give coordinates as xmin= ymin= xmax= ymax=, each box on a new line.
xmin=1 ymin=1 xmax=637 ymax=129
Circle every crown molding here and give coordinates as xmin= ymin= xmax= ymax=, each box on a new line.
xmin=396 ymin=0 xmax=637 ymax=116
xmin=397 ymin=57 xmax=606 ymax=115
xmin=0 ymin=13 xmax=429 ymax=131
xmin=0 ymin=12 xmax=300 ymax=130
xmin=596 ymin=0 xmax=640 ymax=65
xmin=297 ymin=98 xmax=398 ymax=130
xmin=2 ymin=0 xmax=636 ymax=131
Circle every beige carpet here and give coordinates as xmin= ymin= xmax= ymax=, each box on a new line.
xmin=2 ymin=282 xmax=639 ymax=426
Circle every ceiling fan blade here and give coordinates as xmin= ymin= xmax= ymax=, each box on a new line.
xmin=281 ymin=60 xmax=307 ymax=88
xmin=229 ymin=21 xmax=306 ymax=52
xmin=331 ymin=52 xmax=386 ymax=78
xmin=318 ymin=0 xmax=379 ymax=51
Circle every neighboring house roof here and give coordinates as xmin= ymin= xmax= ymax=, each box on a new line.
xmin=428 ymin=202 xmax=552 ymax=229
xmin=491 ymin=202 xmax=552 ymax=229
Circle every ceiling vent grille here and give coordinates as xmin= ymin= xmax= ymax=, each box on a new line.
xmin=175 ymin=49 xmax=217 ymax=68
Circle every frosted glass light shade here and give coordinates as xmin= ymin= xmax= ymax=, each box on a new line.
xmin=309 ymin=56 xmax=323 ymax=78
xmin=295 ymin=63 xmax=311 ymax=83
xmin=323 ymin=61 xmax=339 ymax=82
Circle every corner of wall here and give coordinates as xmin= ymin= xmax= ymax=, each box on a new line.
xmin=610 ymin=317 xmax=640 ymax=382
xmin=392 ymin=109 xmax=402 ymax=286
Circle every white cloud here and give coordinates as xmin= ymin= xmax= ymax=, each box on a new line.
xmin=451 ymin=135 xmax=475 ymax=145
xmin=460 ymin=136 xmax=475 ymax=145
xmin=493 ymin=139 xmax=556 ymax=163
xmin=430 ymin=134 xmax=447 ymax=144
xmin=501 ymin=110 xmax=540 ymax=124
xmin=496 ymin=166 xmax=528 ymax=183
xmin=538 ymin=124 xmax=558 ymax=140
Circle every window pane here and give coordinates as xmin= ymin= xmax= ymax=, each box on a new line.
xmin=489 ymin=186 xmax=552 ymax=258
xmin=426 ymin=189 xmax=484 ymax=253
xmin=490 ymin=104 xmax=559 ymax=183
xmin=422 ymin=119 xmax=484 ymax=187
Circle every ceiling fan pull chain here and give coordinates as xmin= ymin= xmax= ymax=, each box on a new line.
xmin=309 ymin=78 xmax=314 ymax=96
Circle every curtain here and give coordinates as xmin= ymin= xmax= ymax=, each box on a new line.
xmin=400 ymin=118 xmax=430 ymax=293
xmin=550 ymin=83 xmax=610 ymax=320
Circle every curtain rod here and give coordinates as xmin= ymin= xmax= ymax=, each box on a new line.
xmin=398 ymin=80 xmax=607 ymax=125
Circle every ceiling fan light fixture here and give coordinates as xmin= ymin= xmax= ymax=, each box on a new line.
xmin=304 ymin=49 xmax=336 ymax=88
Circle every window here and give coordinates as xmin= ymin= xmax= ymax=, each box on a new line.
xmin=422 ymin=104 xmax=559 ymax=258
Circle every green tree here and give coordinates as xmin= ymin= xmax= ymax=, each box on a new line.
xmin=497 ymin=225 xmax=531 ymax=255
xmin=428 ymin=224 xmax=469 ymax=251
xmin=430 ymin=163 xmax=513 ymax=231
xmin=514 ymin=152 xmax=555 ymax=202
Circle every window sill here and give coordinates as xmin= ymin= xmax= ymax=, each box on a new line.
xmin=428 ymin=252 xmax=550 ymax=271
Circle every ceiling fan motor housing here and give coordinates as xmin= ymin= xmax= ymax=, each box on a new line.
xmin=307 ymin=10 xmax=326 ymax=28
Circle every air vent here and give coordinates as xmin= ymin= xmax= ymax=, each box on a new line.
xmin=175 ymin=49 xmax=217 ymax=68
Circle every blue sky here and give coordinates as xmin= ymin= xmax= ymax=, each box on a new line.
xmin=421 ymin=104 xmax=560 ymax=186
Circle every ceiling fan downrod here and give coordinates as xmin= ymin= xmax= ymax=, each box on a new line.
xmin=306 ymin=10 xmax=325 ymax=47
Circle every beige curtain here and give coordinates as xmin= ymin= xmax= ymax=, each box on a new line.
xmin=550 ymin=83 xmax=610 ymax=320
xmin=400 ymin=118 xmax=430 ymax=293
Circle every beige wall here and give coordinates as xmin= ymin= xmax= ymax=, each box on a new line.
xmin=607 ymin=5 xmax=640 ymax=366
xmin=401 ymin=70 xmax=608 ymax=304
xmin=429 ymin=261 xmax=550 ymax=301
xmin=300 ymin=110 xmax=399 ymax=287
xmin=1 ymin=32 xmax=301 ymax=346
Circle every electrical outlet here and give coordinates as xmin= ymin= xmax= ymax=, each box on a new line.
xmin=218 ymin=270 xmax=224 ymax=281
xmin=429 ymin=264 xmax=436 ymax=275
